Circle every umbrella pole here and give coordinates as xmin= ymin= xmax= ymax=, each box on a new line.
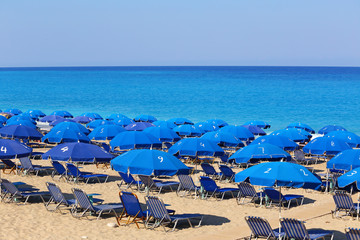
xmin=278 ymin=186 xmax=282 ymax=240
xmin=358 ymin=192 xmax=359 ymax=221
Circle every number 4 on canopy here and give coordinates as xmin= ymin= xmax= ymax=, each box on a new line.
xmin=1 ymin=146 xmax=7 ymax=153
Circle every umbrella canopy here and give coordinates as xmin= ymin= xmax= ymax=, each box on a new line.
xmin=7 ymin=115 xmax=36 ymax=124
xmin=25 ymin=109 xmax=46 ymax=119
xmin=111 ymin=149 xmax=189 ymax=176
xmin=88 ymin=125 xmax=125 ymax=140
xmin=73 ymin=116 xmax=93 ymax=124
xmin=327 ymin=149 xmax=360 ymax=171
xmin=42 ymin=128 xmax=90 ymax=143
xmin=4 ymin=108 xmax=22 ymax=115
xmin=125 ymin=122 xmax=155 ymax=131
xmin=195 ymin=122 xmax=219 ymax=133
xmin=0 ymin=125 xmax=43 ymax=140
xmin=243 ymin=120 xmax=271 ymax=129
xmin=168 ymin=138 xmax=224 ymax=157
xmin=206 ymin=119 xmax=228 ymax=128
xmin=143 ymin=126 xmax=181 ymax=142
xmin=218 ymin=125 xmax=254 ymax=141
xmin=303 ymin=136 xmax=351 ymax=155
xmin=287 ymin=122 xmax=315 ymax=134
xmin=167 ymin=117 xmax=194 ymax=125
xmin=241 ymin=125 xmax=266 ymax=136
xmin=337 ymin=168 xmax=360 ymax=190
xmin=42 ymin=142 xmax=113 ymax=162
xmin=50 ymin=111 xmax=73 ymax=118
xmin=80 ymin=112 xmax=103 ymax=120
xmin=6 ymin=120 xmax=37 ymax=129
xmin=153 ymin=120 xmax=177 ymax=129
xmin=113 ymin=116 xmax=134 ymax=127
xmin=107 ymin=113 xmax=128 ymax=121
xmin=234 ymin=162 xmax=321 ymax=190
xmin=86 ymin=119 xmax=116 ymax=129
xmin=49 ymin=118 xmax=76 ymax=126
xmin=270 ymin=128 xmax=311 ymax=143
xmin=318 ymin=125 xmax=347 ymax=135
xmin=325 ymin=131 xmax=360 ymax=148
xmin=0 ymin=139 xmax=32 ymax=159
xmin=39 ymin=115 xmax=64 ymax=123
xmin=0 ymin=115 xmax=7 ymax=124
xmin=229 ymin=143 xmax=291 ymax=164
xmin=173 ymin=124 xmax=202 ymax=137
xmin=110 ymin=131 xmax=162 ymax=150
xmin=201 ymin=131 xmax=244 ymax=147
xmin=133 ymin=114 xmax=157 ymax=123
xmin=52 ymin=122 xmax=90 ymax=134
xmin=250 ymin=135 xmax=298 ymax=151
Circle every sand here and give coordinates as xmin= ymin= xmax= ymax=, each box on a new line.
xmin=0 ymin=150 xmax=359 ymax=240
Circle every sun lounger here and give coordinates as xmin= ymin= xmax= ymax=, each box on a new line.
xmin=200 ymin=163 xmax=222 ymax=179
xmin=280 ymin=218 xmax=334 ymax=240
xmin=117 ymin=172 xmax=142 ymax=190
xmin=137 ymin=175 xmax=179 ymax=194
xmin=19 ymin=157 xmax=53 ymax=176
xmin=1 ymin=159 xmax=21 ymax=174
xmin=66 ymin=163 xmax=109 ymax=184
xmin=199 ymin=176 xmax=239 ymax=200
xmin=263 ymin=187 xmax=304 ymax=209
xmin=50 ymin=161 xmax=70 ymax=181
xmin=346 ymin=228 xmax=360 ymax=240
xmin=237 ymin=182 xmax=265 ymax=205
xmin=331 ymin=191 xmax=360 ymax=219
xmin=177 ymin=174 xmax=201 ymax=198
xmin=294 ymin=150 xmax=318 ymax=165
xmin=219 ymin=165 xmax=235 ymax=182
xmin=245 ymin=216 xmax=285 ymax=239
xmin=117 ymin=191 xmax=149 ymax=228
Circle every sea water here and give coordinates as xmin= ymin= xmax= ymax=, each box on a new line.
xmin=0 ymin=66 xmax=359 ymax=133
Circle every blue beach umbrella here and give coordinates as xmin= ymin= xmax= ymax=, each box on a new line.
xmin=134 ymin=114 xmax=157 ymax=123
xmin=6 ymin=120 xmax=37 ymax=129
xmin=80 ymin=112 xmax=103 ymax=120
xmin=206 ymin=119 xmax=228 ymax=128
xmin=303 ymin=136 xmax=351 ymax=155
xmin=42 ymin=142 xmax=113 ymax=162
xmin=0 ymin=125 xmax=43 ymax=140
xmin=243 ymin=120 xmax=271 ymax=129
xmin=173 ymin=124 xmax=202 ymax=137
xmin=25 ymin=109 xmax=46 ymax=119
xmin=49 ymin=118 xmax=76 ymax=126
xmin=73 ymin=116 xmax=93 ymax=124
xmin=4 ymin=108 xmax=22 ymax=115
xmin=50 ymin=110 xmax=73 ymax=118
xmin=234 ymin=162 xmax=321 ymax=190
xmin=110 ymin=131 xmax=162 ymax=150
xmin=125 ymin=122 xmax=155 ymax=131
xmin=250 ymin=135 xmax=299 ymax=151
xmin=325 ymin=131 xmax=360 ymax=148
xmin=107 ymin=113 xmax=128 ymax=121
xmin=52 ymin=122 xmax=90 ymax=134
xmin=318 ymin=125 xmax=347 ymax=135
xmin=195 ymin=122 xmax=219 ymax=133
xmin=143 ymin=126 xmax=181 ymax=142
xmin=218 ymin=125 xmax=255 ymax=141
xmin=7 ymin=115 xmax=36 ymax=124
xmin=201 ymin=131 xmax=244 ymax=147
xmin=88 ymin=125 xmax=125 ymax=140
xmin=327 ymin=149 xmax=360 ymax=171
xmin=39 ymin=115 xmax=64 ymax=123
xmin=0 ymin=115 xmax=7 ymax=125
xmin=113 ymin=116 xmax=134 ymax=127
xmin=168 ymin=138 xmax=224 ymax=157
xmin=153 ymin=120 xmax=177 ymax=129
xmin=270 ymin=128 xmax=311 ymax=143
xmin=0 ymin=139 xmax=32 ymax=158
xmin=338 ymin=168 xmax=360 ymax=190
xmin=111 ymin=149 xmax=190 ymax=176
xmin=241 ymin=125 xmax=266 ymax=136
xmin=287 ymin=122 xmax=315 ymax=134
xmin=229 ymin=143 xmax=291 ymax=164
xmin=42 ymin=128 xmax=90 ymax=143
xmin=167 ymin=117 xmax=194 ymax=125
xmin=86 ymin=120 xmax=116 ymax=129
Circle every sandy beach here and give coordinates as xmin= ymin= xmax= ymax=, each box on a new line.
xmin=1 ymin=149 xmax=359 ymax=240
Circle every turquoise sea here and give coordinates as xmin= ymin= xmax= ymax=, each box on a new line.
xmin=0 ymin=66 xmax=360 ymax=133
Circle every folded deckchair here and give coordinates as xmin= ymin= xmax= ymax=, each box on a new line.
xmin=280 ymin=218 xmax=334 ymax=240
xmin=177 ymin=174 xmax=201 ymax=198
xmin=71 ymin=188 xmax=123 ymax=220
xmin=263 ymin=187 xmax=304 ymax=209
xmin=137 ymin=175 xmax=179 ymax=194
xmin=66 ymin=163 xmax=109 ymax=184
xmin=145 ymin=195 xmax=203 ymax=231
xmin=199 ymin=176 xmax=239 ymax=200
xmin=1 ymin=159 xmax=21 ymax=174
xmin=237 ymin=182 xmax=265 ymax=206
xmin=19 ymin=157 xmax=53 ymax=176
xmin=117 ymin=191 xmax=149 ymax=228
xmin=346 ymin=228 xmax=360 ymax=240
xmin=117 ymin=172 xmax=142 ymax=190
xmin=331 ymin=191 xmax=360 ymax=219
xmin=245 ymin=216 xmax=285 ymax=239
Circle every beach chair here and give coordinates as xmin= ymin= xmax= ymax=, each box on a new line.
xmin=263 ymin=188 xmax=304 ymax=209
xmin=346 ymin=228 xmax=360 ymax=240
xmin=245 ymin=216 xmax=285 ymax=240
xmin=71 ymin=188 xmax=123 ymax=220
xmin=51 ymin=161 xmax=69 ymax=181
xmin=0 ymin=180 xmax=39 ymax=199
xmin=294 ymin=150 xmax=318 ymax=165
xmin=117 ymin=172 xmax=142 ymax=190
xmin=199 ymin=176 xmax=239 ymax=200
xmin=280 ymin=218 xmax=334 ymax=240
xmin=19 ymin=157 xmax=53 ymax=176
xmin=331 ymin=191 xmax=360 ymax=219
xmin=45 ymin=182 xmax=103 ymax=212
xmin=66 ymin=163 xmax=109 ymax=184
xmin=1 ymin=178 xmax=49 ymax=204
xmin=176 ymin=174 xmax=201 ymax=198
xmin=219 ymin=165 xmax=235 ymax=182
xmin=200 ymin=163 xmax=222 ymax=179
xmin=145 ymin=195 xmax=203 ymax=231
xmin=1 ymin=159 xmax=20 ymax=174
xmin=237 ymin=182 xmax=265 ymax=205
xmin=137 ymin=175 xmax=179 ymax=194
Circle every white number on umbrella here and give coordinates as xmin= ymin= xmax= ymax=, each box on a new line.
xmin=61 ymin=146 xmax=69 ymax=152
xmin=1 ymin=146 xmax=7 ymax=153
xmin=348 ymin=171 xmax=357 ymax=177
xmin=264 ymin=168 xmax=271 ymax=173
xmin=158 ymin=156 xmax=164 ymax=163
xmin=300 ymin=169 xmax=308 ymax=176
xmin=200 ymin=142 xmax=205 ymax=147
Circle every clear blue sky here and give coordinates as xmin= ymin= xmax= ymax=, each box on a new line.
xmin=1 ymin=0 xmax=360 ymax=67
